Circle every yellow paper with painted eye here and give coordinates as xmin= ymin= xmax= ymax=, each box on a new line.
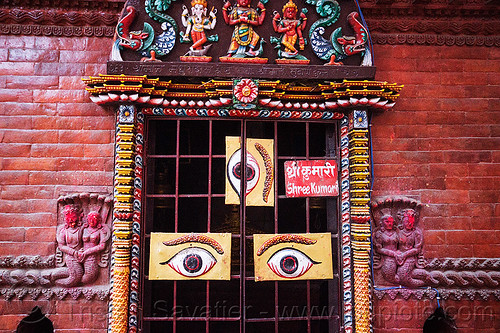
xmin=149 ymin=233 xmax=231 ymax=280
xmin=225 ymin=137 xmax=275 ymax=207
xmin=253 ymin=233 xmax=333 ymax=281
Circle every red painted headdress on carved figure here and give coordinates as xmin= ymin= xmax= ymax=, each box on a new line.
xmin=87 ymin=211 xmax=103 ymax=228
xmin=62 ymin=204 xmax=82 ymax=228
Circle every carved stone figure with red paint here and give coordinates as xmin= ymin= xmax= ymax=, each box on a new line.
xmin=395 ymin=208 xmax=425 ymax=286
xmin=372 ymin=198 xmax=426 ymax=288
xmin=79 ymin=211 xmax=111 ymax=284
xmin=373 ymin=214 xmax=399 ymax=284
xmin=54 ymin=205 xmax=84 ymax=287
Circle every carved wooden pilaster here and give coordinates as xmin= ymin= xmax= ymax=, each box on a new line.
xmin=340 ymin=116 xmax=354 ymax=332
xmin=111 ymin=104 xmax=137 ymax=333
xmin=348 ymin=110 xmax=372 ymax=333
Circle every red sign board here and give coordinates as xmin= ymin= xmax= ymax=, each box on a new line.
xmin=284 ymin=160 xmax=339 ymax=198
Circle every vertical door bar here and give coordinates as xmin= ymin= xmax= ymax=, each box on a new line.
xmin=305 ymin=122 xmax=311 ymax=333
xmin=206 ymin=120 xmax=213 ymax=332
xmin=208 ymin=120 xmax=213 ymax=232
xmin=273 ymin=121 xmax=279 ymax=333
xmin=326 ymin=122 xmax=340 ymax=332
xmin=173 ymin=119 xmax=181 ymax=333
xmin=240 ymin=120 xmax=247 ymax=333
xmin=174 ymin=119 xmax=180 ymax=232
xmin=206 ymin=281 xmax=210 ymax=331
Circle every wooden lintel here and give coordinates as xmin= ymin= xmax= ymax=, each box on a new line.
xmin=107 ymin=61 xmax=376 ymax=81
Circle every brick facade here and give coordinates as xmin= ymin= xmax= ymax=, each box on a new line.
xmin=0 ymin=35 xmax=114 ymax=332
xmin=370 ymin=43 xmax=500 ymax=332
xmin=0 ymin=2 xmax=499 ymax=332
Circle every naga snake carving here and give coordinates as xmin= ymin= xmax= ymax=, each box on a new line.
xmin=145 ymin=0 xmax=179 ymax=32
xmin=307 ymin=0 xmax=370 ymax=65
xmin=372 ymin=197 xmax=500 ymax=289
xmin=113 ymin=2 xmax=178 ymax=61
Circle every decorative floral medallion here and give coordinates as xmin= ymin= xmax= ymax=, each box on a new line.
xmin=233 ymin=78 xmax=259 ymax=108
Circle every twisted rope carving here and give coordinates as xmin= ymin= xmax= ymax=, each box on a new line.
xmin=0 ymin=8 xmax=118 ymax=26
xmin=374 ymin=288 xmax=500 ymax=301
xmin=418 ymin=269 xmax=500 ymax=288
xmin=425 ymin=258 xmax=500 ymax=271
xmin=0 ymin=255 xmax=55 ymax=269
xmin=0 ymin=286 xmax=110 ymax=301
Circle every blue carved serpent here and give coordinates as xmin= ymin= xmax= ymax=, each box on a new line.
xmin=145 ymin=0 xmax=178 ymax=32
xmin=307 ymin=0 xmax=368 ymax=65
xmin=307 ymin=0 xmax=341 ymax=61
xmin=114 ymin=2 xmax=178 ymax=60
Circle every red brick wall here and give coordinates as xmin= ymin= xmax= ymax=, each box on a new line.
xmin=373 ymin=43 xmax=500 ymax=259
xmin=374 ymin=298 xmax=500 ymax=333
xmin=0 ymin=33 xmax=498 ymax=333
xmin=371 ymin=44 xmax=500 ymax=332
xmin=0 ymin=299 xmax=109 ymax=332
xmin=0 ymin=34 xmax=114 ymax=332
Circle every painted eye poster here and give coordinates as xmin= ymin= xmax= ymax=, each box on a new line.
xmin=149 ymin=233 xmax=231 ymax=280
xmin=253 ymin=233 xmax=333 ymax=281
xmin=225 ymin=137 xmax=274 ymax=207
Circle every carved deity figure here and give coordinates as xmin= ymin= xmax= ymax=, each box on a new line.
xmin=221 ymin=0 xmax=266 ymax=59
xmin=180 ymin=0 xmax=218 ymax=59
xmin=0 ymin=194 xmax=112 ymax=289
xmin=271 ymin=0 xmax=308 ymax=63
xmin=373 ymin=214 xmax=398 ymax=284
xmin=395 ymin=208 xmax=425 ymax=287
xmin=373 ymin=203 xmax=427 ymax=287
xmin=79 ymin=211 xmax=111 ymax=284
xmin=371 ymin=196 xmax=428 ymax=284
xmin=54 ymin=205 xmax=84 ymax=287
xmin=53 ymin=205 xmax=111 ymax=287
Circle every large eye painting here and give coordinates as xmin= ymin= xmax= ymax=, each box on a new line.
xmin=267 ymin=248 xmax=320 ymax=279
xmin=161 ymin=247 xmax=217 ymax=277
xmin=225 ymin=137 xmax=275 ymax=207
xmin=227 ymin=148 xmax=260 ymax=197
xmin=253 ymin=233 xmax=334 ymax=281
xmin=149 ymin=233 xmax=231 ymax=280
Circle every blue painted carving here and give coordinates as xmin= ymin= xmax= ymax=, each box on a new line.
xmin=308 ymin=0 xmax=369 ymax=65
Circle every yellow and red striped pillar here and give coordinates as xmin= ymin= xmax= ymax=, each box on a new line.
xmin=110 ymin=105 xmax=137 ymax=333
xmin=348 ymin=110 xmax=372 ymax=333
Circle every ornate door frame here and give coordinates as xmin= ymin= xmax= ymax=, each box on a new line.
xmin=85 ymin=74 xmax=402 ymax=333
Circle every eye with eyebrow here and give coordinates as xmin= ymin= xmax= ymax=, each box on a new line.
xmin=162 ymin=234 xmax=225 ymax=254
xmin=257 ymin=234 xmax=317 ymax=256
xmin=160 ymin=234 xmax=224 ymax=278
xmin=267 ymin=248 xmax=320 ymax=278
xmin=161 ymin=247 xmax=217 ymax=277
xmin=257 ymin=235 xmax=320 ymax=279
xmin=227 ymin=148 xmax=260 ymax=198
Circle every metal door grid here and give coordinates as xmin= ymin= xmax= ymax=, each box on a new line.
xmin=141 ymin=118 xmax=341 ymax=333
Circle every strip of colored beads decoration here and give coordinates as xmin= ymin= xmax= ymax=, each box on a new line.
xmin=340 ymin=115 xmax=354 ymax=333
xmin=111 ymin=105 xmax=137 ymax=333
xmin=348 ymin=110 xmax=372 ymax=333
xmin=126 ymin=111 xmax=144 ymax=333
